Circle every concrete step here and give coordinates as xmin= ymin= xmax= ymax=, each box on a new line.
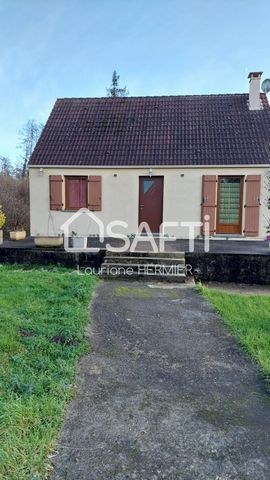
xmin=100 ymin=272 xmax=186 ymax=283
xmin=103 ymin=256 xmax=185 ymax=265
xmin=105 ymin=250 xmax=185 ymax=259
xmin=102 ymin=250 xmax=186 ymax=283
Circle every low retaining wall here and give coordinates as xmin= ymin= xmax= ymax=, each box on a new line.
xmin=0 ymin=247 xmax=105 ymax=269
xmin=0 ymin=247 xmax=269 ymax=284
xmin=186 ymin=253 xmax=270 ymax=285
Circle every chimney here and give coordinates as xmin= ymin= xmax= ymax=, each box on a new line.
xmin=248 ymin=71 xmax=263 ymax=110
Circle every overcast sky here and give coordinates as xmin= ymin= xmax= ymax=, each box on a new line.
xmin=0 ymin=0 xmax=269 ymax=161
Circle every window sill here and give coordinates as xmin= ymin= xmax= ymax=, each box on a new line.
xmin=63 ymin=209 xmax=88 ymax=212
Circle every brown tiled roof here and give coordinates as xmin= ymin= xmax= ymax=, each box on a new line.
xmin=29 ymin=94 xmax=270 ymax=167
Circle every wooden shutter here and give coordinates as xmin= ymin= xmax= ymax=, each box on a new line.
xmin=49 ymin=175 xmax=63 ymax=210
xmin=88 ymin=176 xmax=102 ymax=211
xmin=244 ymin=175 xmax=261 ymax=236
xmin=201 ymin=175 xmax=217 ymax=235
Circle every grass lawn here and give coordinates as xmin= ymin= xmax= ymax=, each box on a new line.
xmin=200 ymin=285 xmax=270 ymax=387
xmin=0 ymin=265 xmax=97 ymax=480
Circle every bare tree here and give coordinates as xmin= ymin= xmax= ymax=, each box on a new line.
xmin=0 ymin=175 xmax=29 ymax=235
xmin=0 ymin=156 xmax=13 ymax=176
xmin=0 ymin=119 xmax=43 ymax=237
xmin=17 ymin=120 xmax=43 ymax=177
xmin=106 ymin=70 xmax=129 ymax=97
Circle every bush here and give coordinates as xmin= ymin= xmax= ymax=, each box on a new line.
xmin=0 ymin=175 xmax=30 ymax=237
xmin=0 ymin=204 xmax=6 ymax=229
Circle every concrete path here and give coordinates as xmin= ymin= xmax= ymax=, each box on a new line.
xmin=52 ymin=281 xmax=270 ymax=480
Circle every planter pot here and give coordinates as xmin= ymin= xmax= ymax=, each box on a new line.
xmin=9 ymin=230 xmax=26 ymax=241
xmin=72 ymin=237 xmax=86 ymax=249
xmin=266 ymin=235 xmax=270 ymax=241
xmin=34 ymin=236 xmax=63 ymax=248
xmin=0 ymin=230 xmax=3 ymax=245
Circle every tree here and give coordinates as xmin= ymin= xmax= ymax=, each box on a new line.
xmin=0 ymin=156 xmax=13 ymax=176
xmin=0 ymin=175 xmax=30 ymax=235
xmin=0 ymin=119 xmax=43 ymax=237
xmin=106 ymin=70 xmax=129 ymax=97
xmin=17 ymin=119 xmax=43 ymax=177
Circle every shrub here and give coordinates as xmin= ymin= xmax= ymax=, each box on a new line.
xmin=0 ymin=204 xmax=6 ymax=229
xmin=0 ymin=176 xmax=29 ymax=236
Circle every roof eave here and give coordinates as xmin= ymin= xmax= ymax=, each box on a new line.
xmin=28 ymin=163 xmax=270 ymax=169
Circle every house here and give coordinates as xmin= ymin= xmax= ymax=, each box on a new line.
xmin=28 ymin=72 xmax=270 ymax=240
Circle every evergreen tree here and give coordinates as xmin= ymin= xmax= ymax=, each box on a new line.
xmin=106 ymin=70 xmax=129 ymax=97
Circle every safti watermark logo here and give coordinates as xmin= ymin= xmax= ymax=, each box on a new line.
xmin=60 ymin=208 xmax=210 ymax=254
xmin=61 ymin=209 xmax=104 ymax=253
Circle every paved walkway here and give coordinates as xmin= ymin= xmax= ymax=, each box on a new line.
xmin=52 ymin=281 xmax=270 ymax=480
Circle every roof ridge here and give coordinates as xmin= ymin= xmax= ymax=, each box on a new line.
xmin=56 ymin=93 xmax=252 ymax=101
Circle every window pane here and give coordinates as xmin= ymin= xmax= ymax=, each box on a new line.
xmin=143 ymin=180 xmax=155 ymax=194
xmin=66 ymin=177 xmax=87 ymax=209
xmin=219 ymin=178 xmax=241 ymax=224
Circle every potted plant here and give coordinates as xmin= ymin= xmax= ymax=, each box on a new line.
xmin=9 ymin=222 xmax=26 ymax=241
xmin=71 ymin=231 xmax=85 ymax=249
xmin=0 ymin=205 xmax=6 ymax=245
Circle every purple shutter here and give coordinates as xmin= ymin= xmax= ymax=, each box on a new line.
xmin=66 ymin=177 xmax=87 ymax=209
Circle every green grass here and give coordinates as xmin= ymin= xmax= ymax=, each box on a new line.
xmin=200 ymin=285 xmax=270 ymax=387
xmin=0 ymin=265 xmax=97 ymax=480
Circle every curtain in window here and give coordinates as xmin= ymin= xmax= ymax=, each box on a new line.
xmin=219 ymin=178 xmax=241 ymax=224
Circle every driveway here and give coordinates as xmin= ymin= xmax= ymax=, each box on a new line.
xmin=52 ymin=281 xmax=270 ymax=480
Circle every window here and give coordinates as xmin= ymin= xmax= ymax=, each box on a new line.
xmin=218 ymin=177 xmax=241 ymax=224
xmin=65 ymin=176 xmax=87 ymax=210
xmin=143 ymin=179 xmax=155 ymax=194
xmin=217 ymin=176 xmax=243 ymax=235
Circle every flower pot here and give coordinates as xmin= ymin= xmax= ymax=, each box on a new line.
xmin=72 ymin=237 xmax=86 ymax=249
xmin=0 ymin=230 xmax=3 ymax=245
xmin=34 ymin=236 xmax=63 ymax=248
xmin=9 ymin=230 xmax=26 ymax=241
xmin=266 ymin=235 xmax=270 ymax=241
